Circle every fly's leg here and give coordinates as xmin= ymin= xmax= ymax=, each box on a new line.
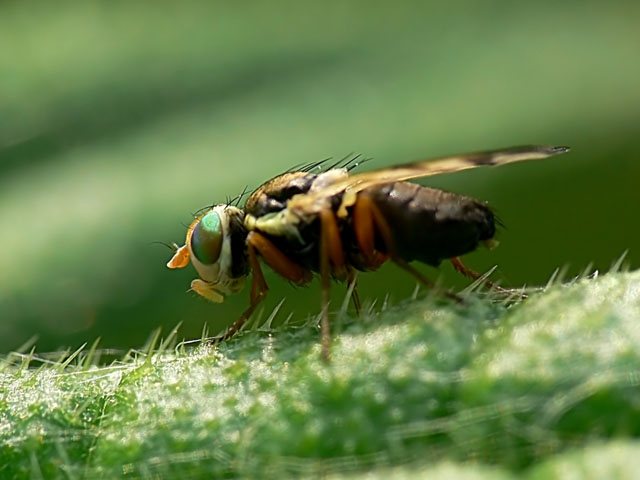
xmin=352 ymin=194 xmax=388 ymax=269
xmin=346 ymin=269 xmax=361 ymax=316
xmin=451 ymin=257 xmax=523 ymax=297
xmin=318 ymin=208 xmax=348 ymax=362
xmin=211 ymin=239 xmax=267 ymax=343
xmin=353 ymin=194 xmax=462 ymax=304
xmin=212 ymin=232 xmax=311 ymax=344
xmin=451 ymin=256 xmax=501 ymax=289
xmin=247 ymin=231 xmax=313 ymax=286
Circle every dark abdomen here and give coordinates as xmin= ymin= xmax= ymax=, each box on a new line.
xmin=364 ymin=182 xmax=496 ymax=266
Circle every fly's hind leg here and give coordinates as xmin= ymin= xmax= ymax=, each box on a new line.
xmin=451 ymin=257 xmax=524 ymax=298
xmin=212 ymin=231 xmax=312 ymax=344
xmin=353 ymin=194 xmax=462 ymax=304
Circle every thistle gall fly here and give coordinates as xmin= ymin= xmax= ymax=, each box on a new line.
xmin=167 ymin=145 xmax=570 ymax=361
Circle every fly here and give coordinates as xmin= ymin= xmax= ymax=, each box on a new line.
xmin=167 ymin=145 xmax=570 ymax=361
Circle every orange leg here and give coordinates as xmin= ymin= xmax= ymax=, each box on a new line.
xmin=212 ymin=232 xmax=313 ymax=344
xmin=318 ymin=209 xmax=348 ymax=362
xmin=212 ymin=239 xmax=268 ymax=343
xmin=248 ymin=231 xmax=313 ymax=285
xmin=451 ymin=257 xmax=511 ymax=295
xmin=319 ymin=208 xmax=347 ymax=280
xmin=352 ymin=194 xmax=388 ymax=269
xmin=354 ymin=194 xmax=462 ymax=304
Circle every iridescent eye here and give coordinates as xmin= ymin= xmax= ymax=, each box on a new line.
xmin=190 ymin=211 xmax=223 ymax=264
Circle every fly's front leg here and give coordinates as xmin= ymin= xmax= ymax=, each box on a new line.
xmin=248 ymin=231 xmax=313 ymax=286
xmin=354 ymin=194 xmax=462 ymax=304
xmin=211 ymin=237 xmax=268 ymax=343
xmin=213 ymin=231 xmax=313 ymax=344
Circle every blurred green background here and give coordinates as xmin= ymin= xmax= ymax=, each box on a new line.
xmin=1 ymin=0 xmax=638 ymax=354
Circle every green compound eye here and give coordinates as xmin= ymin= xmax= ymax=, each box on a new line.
xmin=190 ymin=211 xmax=223 ymax=264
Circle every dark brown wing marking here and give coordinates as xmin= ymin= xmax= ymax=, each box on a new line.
xmin=288 ymin=145 xmax=570 ymax=216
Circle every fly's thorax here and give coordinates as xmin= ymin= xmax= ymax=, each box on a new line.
xmin=244 ymin=171 xmax=317 ymax=218
xmin=244 ymin=209 xmax=304 ymax=243
xmin=286 ymin=168 xmax=352 ymax=217
xmin=309 ymin=168 xmax=349 ymax=192
xmin=244 ymin=168 xmax=351 ymax=241
xmin=187 ymin=205 xmax=248 ymax=296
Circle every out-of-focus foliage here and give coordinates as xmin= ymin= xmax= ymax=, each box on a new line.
xmin=1 ymin=270 xmax=639 ymax=478
xmin=1 ymin=0 xmax=639 ymax=352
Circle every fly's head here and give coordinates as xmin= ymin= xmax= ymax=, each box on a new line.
xmin=167 ymin=205 xmax=249 ymax=303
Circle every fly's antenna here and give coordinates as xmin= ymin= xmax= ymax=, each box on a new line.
xmin=150 ymin=241 xmax=179 ymax=252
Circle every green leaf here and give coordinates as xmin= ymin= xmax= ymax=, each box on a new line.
xmin=1 ymin=270 xmax=639 ymax=478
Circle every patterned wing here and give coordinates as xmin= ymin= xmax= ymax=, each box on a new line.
xmin=287 ymin=145 xmax=569 ymax=215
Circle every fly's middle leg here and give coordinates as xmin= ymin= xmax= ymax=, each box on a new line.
xmin=352 ymin=194 xmax=388 ymax=269
xmin=318 ymin=208 xmax=350 ymax=363
xmin=248 ymin=231 xmax=313 ymax=286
